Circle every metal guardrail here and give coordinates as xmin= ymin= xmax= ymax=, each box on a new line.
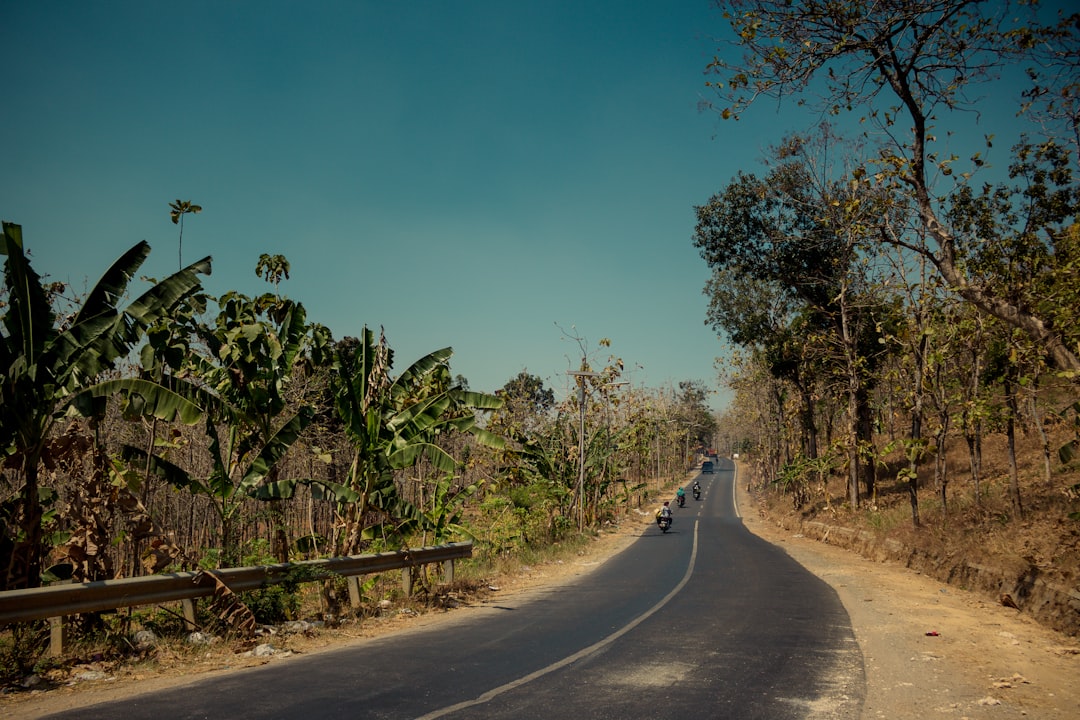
xmin=0 ymin=542 xmax=472 ymax=625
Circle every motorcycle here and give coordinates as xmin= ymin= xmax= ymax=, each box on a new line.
xmin=657 ymin=515 xmax=672 ymax=533
xmin=693 ymin=486 xmax=701 ymax=500
xmin=677 ymin=494 xmax=686 ymax=508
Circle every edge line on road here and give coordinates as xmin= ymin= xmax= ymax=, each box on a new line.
xmin=416 ymin=521 xmax=701 ymax=720
xmin=731 ymin=460 xmax=740 ymax=519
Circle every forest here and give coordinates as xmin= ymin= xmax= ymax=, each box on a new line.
xmin=699 ymin=0 xmax=1079 ymax=629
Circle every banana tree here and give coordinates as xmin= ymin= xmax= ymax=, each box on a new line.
xmin=121 ymin=288 xmax=320 ymax=566
xmin=321 ymin=327 xmax=503 ymax=557
xmin=498 ymin=428 xmax=577 ymax=541
xmin=122 ymin=404 xmax=314 ymax=567
xmin=0 ymin=221 xmax=210 ymax=589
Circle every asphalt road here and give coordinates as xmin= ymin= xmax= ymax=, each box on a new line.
xmin=46 ymin=460 xmax=865 ymax=719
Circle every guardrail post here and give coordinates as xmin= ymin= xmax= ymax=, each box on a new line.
xmin=347 ymin=576 xmax=363 ymax=610
xmin=49 ymin=616 xmax=65 ymax=656
xmin=181 ymin=599 xmax=197 ymax=630
xmin=401 ymin=567 xmax=413 ymax=597
xmin=442 ymin=559 xmax=454 ymax=584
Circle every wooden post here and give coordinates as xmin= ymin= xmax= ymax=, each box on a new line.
xmin=347 ymin=576 xmax=362 ymax=610
xmin=49 ymin=616 xmax=65 ymax=656
xmin=442 ymin=559 xmax=454 ymax=584
xmin=181 ymin=599 xmax=197 ymax=631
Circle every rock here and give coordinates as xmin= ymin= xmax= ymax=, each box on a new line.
xmin=132 ymin=629 xmax=158 ymax=649
xmin=187 ymin=631 xmax=217 ymax=645
xmin=74 ymin=670 xmax=108 ymax=682
xmin=977 ymin=696 xmax=1002 ymax=706
xmin=282 ymin=620 xmax=313 ymax=634
xmin=20 ymin=674 xmax=42 ymax=688
xmin=253 ymin=643 xmax=277 ymax=657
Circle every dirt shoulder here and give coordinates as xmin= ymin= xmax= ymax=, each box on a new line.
xmin=4 ymin=491 xmax=1078 ymax=719
xmin=0 ymin=519 xmax=648 ymax=719
xmin=736 ymin=479 xmax=1080 ymax=719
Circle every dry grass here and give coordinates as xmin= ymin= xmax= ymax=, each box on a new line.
xmin=756 ymin=425 xmax=1080 ymax=603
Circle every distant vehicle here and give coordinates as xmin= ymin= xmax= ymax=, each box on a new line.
xmin=702 ymin=461 xmax=715 ymax=474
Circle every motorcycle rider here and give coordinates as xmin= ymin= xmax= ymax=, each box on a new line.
xmin=656 ymin=501 xmax=673 ymax=527
xmin=676 ymin=486 xmax=686 ymax=507
xmin=692 ymin=480 xmax=701 ymax=499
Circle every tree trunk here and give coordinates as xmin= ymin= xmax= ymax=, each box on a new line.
xmin=840 ymin=289 xmax=861 ymax=509
xmin=936 ymin=419 xmax=950 ymax=516
xmin=7 ymin=459 xmax=44 ymax=590
xmin=799 ymin=382 xmax=819 ymax=461
xmin=857 ymin=388 xmax=876 ymax=501
xmin=1003 ymin=371 xmax=1024 ymax=518
xmin=907 ymin=328 xmax=928 ymax=528
xmin=965 ymin=428 xmax=982 ymax=503
xmin=964 ymin=345 xmax=985 ymax=505
xmin=1028 ymin=382 xmax=1053 ymax=487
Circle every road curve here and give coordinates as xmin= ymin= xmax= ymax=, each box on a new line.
xmin=46 ymin=459 xmax=863 ymax=719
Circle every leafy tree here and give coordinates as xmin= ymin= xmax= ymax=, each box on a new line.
xmin=706 ymin=0 xmax=1080 ymax=374
xmin=168 ymin=199 xmax=202 ymax=270
xmin=675 ymin=380 xmax=718 ymax=451
xmin=123 ymin=285 xmax=319 ymax=565
xmin=491 ymin=371 xmax=555 ymax=439
xmin=0 ymin=222 xmax=209 ymax=589
xmin=694 ymin=131 xmax=899 ymax=506
xmin=255 ymin=253 xmax=290 ymax=294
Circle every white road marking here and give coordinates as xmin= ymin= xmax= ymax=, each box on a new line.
xmin=417 ymin=522 xmax=701 ymax=719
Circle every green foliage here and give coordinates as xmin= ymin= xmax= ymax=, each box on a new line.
xmin=321 ymin=327 xmax=504 ymax=556
xmin=117 ymin=271 xmax=323 ymax=565
xmin=419 ymin=475 xmax=475 ymax=545
xmin=773 ymin=453 xmax=836 ymax=507
xmin=0 ymin=220 xmax=210 ymax=589
xmin=705 ymin=0 xmax=1080 ymax=375
xmin=242 ymin=584 xmax=302 ymax=624
xmin=490 ymin=371 xmax=555 ymax=438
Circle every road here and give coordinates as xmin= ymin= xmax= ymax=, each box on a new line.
xmin=45 ymin=460 xmax=865 ymax=719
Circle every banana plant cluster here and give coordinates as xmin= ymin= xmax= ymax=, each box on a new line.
xmin=119 ymin=288 xmax=318 ymax=566
xmin=0 ymin=222 xmax=210 ymax=589
xmin=1 ymin=219 xmax=509 ymax=587
xmin=317 ymin=327 xmax=504 ymax=557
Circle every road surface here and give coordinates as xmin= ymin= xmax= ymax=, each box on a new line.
xmin=46 ymin=459 xmax=864 ymax=719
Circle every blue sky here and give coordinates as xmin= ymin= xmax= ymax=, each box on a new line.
xmin=2 ymin=2 xmax=765 ymax=409
xmin=0 ymin=2 xmax=1048 ymax=410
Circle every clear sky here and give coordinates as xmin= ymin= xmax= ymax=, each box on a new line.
xmin=1 ymin=1 xmax=1042 ymax=410
xmin=3 ymin=2 xmax=765 ymax=409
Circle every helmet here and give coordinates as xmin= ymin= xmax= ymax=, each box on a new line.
xmin=663 ymin=501 xmax=669 ymax=506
